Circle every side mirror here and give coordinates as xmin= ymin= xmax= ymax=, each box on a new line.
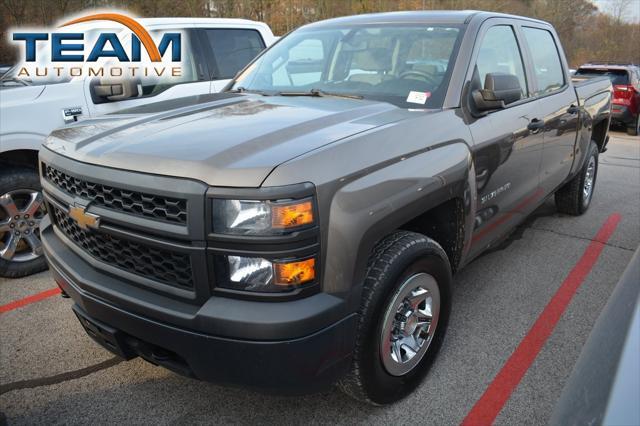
xmin=90 ymin=77 xmax=139 ymax=103
xmin=472 ymin=73 xmax=522 ymax=111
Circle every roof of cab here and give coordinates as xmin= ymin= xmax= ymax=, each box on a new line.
xmin=302 ymin=10 xmax=548 ymax=29
xmin=58 ymin=17 xmax=270 ymax=31
xmin=138 ymin=17 xmax=269 ymax=27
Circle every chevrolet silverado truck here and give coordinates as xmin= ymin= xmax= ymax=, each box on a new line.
xmin=0 ymin=17 xmax=275 ymax=277
xmin=38 ymin=11 xmax=611 ymax=405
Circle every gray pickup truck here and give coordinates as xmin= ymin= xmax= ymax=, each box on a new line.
xmin=38 ymin=11 xmax=611 ymax=404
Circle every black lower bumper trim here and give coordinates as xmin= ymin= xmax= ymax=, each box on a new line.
xmin=53 ymin=262 xmax=356 ymax=394
xmin=611 ymin=105 xmax=635 ymax=126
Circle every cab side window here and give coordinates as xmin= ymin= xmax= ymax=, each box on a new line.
xmin=140 ymin=42 xmax=199 ymax=96
xmin=522 ymin=27 xmax=565 ymax=96
xmin=204 ymin=29 xmax=266 ymax=79
xmin=475 ymin=25 xmax=528 ymax=99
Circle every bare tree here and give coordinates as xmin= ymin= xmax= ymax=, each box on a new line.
xmin=2 ymin=0 xmax=28 ymax=25
xmin=608 ymin=0 xmax=633 ymax=24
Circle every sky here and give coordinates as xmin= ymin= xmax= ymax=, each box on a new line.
xmin=593 ymin=0 xmax=640 ymax=23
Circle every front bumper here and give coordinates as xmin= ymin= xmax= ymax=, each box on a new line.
xmin=43 ymin=222 xmax=357 ymax=394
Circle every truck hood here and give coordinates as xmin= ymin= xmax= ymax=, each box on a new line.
xmin=45 ymin=93 xmax=409 ymax=187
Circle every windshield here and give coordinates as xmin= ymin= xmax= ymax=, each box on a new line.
xmin=231 ymin=24 xmax=463 ymax=108
xmin=574 ymin=69 xmax=630 ymax=85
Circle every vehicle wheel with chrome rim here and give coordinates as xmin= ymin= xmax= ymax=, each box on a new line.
xmin=582 ymin=155 xmax=596 ymax=208
xmin=339 ymin=231 xmax=451 ymax=405
xmin=555 ymin=140 xmax=599 ymax=216
xmin=380 ymin=272 xmax=441 ymax=377
xmin=0 ymin=168 xmax=48 ymax=278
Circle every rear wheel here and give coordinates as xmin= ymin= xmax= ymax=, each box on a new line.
xmin=0 ymin=168 xmax=48 ymax=278
xmin=627 ymin=114 xmax=639 ymax=136
xmin=338 ymin=231 xmax=451 ymax=405
xmin=555 ymin=140 xmax=599 ymax=216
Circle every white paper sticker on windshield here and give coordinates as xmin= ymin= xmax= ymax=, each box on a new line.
xmin=406 ymin=91 xmax=430 ymax=104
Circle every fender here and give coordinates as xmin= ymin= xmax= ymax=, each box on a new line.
xmin=569 ymin=84 xmax=612 ymax=179
xmin=0 ymin=132 xmax=48 ymax=153
xmin=0 ymin=134 xmax=46 ymax=171
xmin=323 ymin=141 xmax=476 ymax=312
xmin=262 ymin=108 xmax=476 ymax=315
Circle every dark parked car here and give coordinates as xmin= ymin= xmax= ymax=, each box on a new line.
xmin=574 ymin=63 xmax=640 ymax=135
xmin=39 ymin=11 xmax=611 ymax=404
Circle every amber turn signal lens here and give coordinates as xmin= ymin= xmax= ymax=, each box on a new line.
xmin=271 ymin=200 xmax=314 ymax=229
xmin=274 ymin=258 xmax=316 ymax=286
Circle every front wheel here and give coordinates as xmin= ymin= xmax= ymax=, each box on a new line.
xmin=339 ymin=231 xmax=451 ymax=405
xmin=0 ymin=168 xmax=48 ymax=278
xmin=555 ymin=140 xmax=599 ymax=216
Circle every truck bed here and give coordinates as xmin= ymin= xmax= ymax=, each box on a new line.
xmin=574 ymin=75 xmax=612 ymax=105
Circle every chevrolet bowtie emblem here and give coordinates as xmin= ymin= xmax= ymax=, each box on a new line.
xmin=68 ymin=204 xmax=100 ymax=230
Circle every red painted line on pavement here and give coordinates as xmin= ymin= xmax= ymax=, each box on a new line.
xmin=461 ymin=212 xmax=622 ymax=426
xmin=0 ymin=287 xmax=61 ymax=314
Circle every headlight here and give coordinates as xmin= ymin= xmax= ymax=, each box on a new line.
xmin=225 ymin=255 xmax=316 ymax=292
xmin=212 ymin=198 xmax=314 ymax=235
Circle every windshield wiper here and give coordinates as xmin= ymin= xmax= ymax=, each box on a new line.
xmin=227 ymin=87 xmax=272 ymax=96
xmin=278 ymin=88 xmax=363 ymax=100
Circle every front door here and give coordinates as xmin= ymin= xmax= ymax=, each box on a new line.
xmin=466 ymin=23 xmax=545 ymax=256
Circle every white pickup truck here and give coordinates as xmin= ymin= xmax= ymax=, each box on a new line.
xmin=0 ymin=17 xmax=276 ymax=277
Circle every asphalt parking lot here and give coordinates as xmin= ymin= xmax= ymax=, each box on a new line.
xmin=1 ymin=130 xmax=638 ymax=425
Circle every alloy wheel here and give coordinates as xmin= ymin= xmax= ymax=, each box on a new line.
xmin=583 ymin=155 xmax=596 ymax=206
xmin=380 ymin=272 xmax=441 ymax=376
xmin=0 ymin=190 xmax=46 ymax=263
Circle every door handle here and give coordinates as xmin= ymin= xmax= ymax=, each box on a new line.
xmin=475 ymin=169 xmax=489 ymax=181
xmin=567 ymin=104 xmax=580 ymax=114
xmin=527 ymin=118 xmax=545 ymax=132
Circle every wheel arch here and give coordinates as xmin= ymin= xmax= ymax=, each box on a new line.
xmin=322 ymin=142 xmax=476 ymax=313
xmin=591 ymin=118 xmax=609 ymax=153
xmin=0 ymin=149 xmax=40 ymax=172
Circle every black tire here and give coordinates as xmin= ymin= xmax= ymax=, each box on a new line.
xmin=627 ymin=114 xmax=639 ymax=136
xmin=338 ymin=231 xmax=451 ymax=405
xmin=555 ymin=140 xmax=599 ymax=216
xmin=0 ymin=167 xmax=48 ymax=278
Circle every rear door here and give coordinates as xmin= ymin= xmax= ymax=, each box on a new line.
xmin=197 ymin=28 xmax=267 ymax=92
xmin=466 ymin=20 xmax=545 ymax=255
xmin=520 ymin=25 xmax=579 ymax=196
